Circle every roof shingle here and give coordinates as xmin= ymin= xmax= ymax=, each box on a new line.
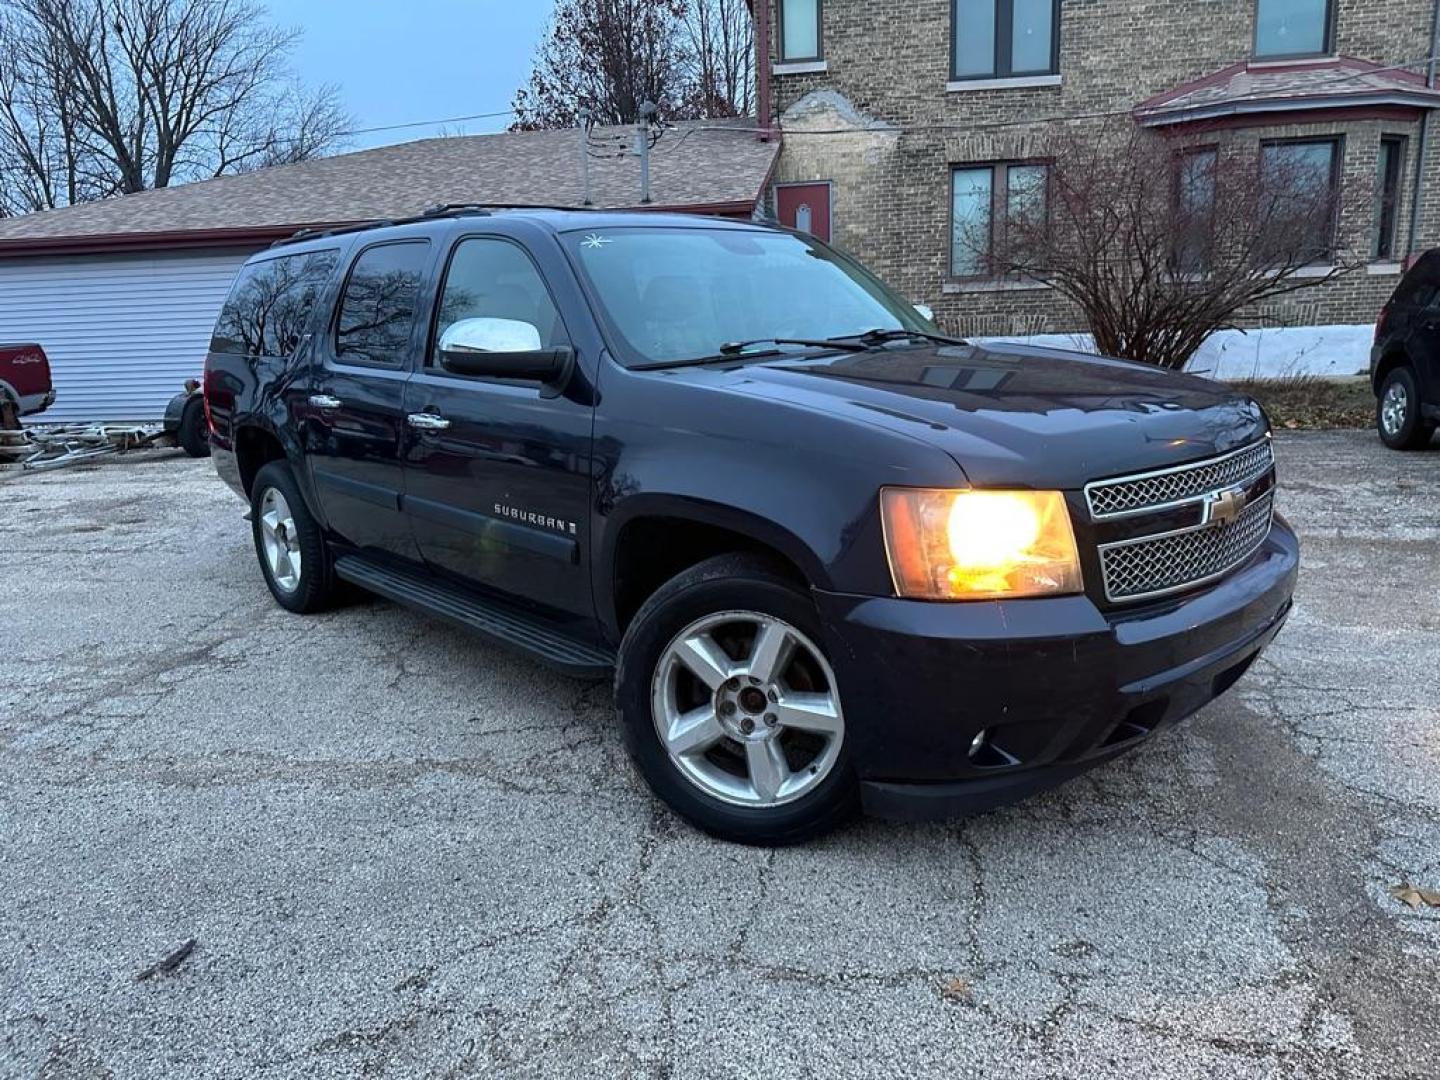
xmin=0 ymin=118 xmax=778 ymax=246
xmin=1135 ymin=57 xmax=1440 ymax=127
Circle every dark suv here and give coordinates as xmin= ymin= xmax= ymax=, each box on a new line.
xmin=1372 ymin=249 xmax=1440 ymax=450
xmin=205 ymin=207 xmax=1297 ymax=845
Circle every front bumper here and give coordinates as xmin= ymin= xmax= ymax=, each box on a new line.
xmin=816 ymin=514 xmax=1299 ymax=821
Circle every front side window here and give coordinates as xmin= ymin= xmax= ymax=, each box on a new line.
xmin=430 ymin=238 xmax=567 ymax=368
xmin=335 ymin=241 xmax=430 ymax=368
xmin=953 ymin=0 xmax=1058 ymax=79
xmin=565 ymin=227 xmax=926 ymax=366
xmin=1373 ymin=136 xmax=1406 ymax=261
xmin=1260 ymin=139 xmax=1341 ymax=264
xmin=779 ymin=0 xmax=821 ymax=62
xmin=211 ymin=250 xmax=339 ymax=358
xmin=951 ymin=162 xmax=1049 ymax=277
xmin=1255 ymin=0 xmax=1334 ymax=58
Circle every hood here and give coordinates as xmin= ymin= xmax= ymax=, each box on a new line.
xmin=683 ymin=341 xmax=1268 ymax=488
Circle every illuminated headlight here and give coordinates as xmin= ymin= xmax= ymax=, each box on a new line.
xmin=880 ymin=488 xmax=1083 ymax=600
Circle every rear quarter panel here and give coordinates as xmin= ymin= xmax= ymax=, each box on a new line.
xmin=0 ymin=344 xmax=52 ymax=399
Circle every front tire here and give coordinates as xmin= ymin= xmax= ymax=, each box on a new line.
xmin=615 ymin=554 xmax=859 ymax=845
xmin=250 ymin=461 xmax=334 ymax=614
xmin=1377 ymin=366 xmax=1435 ymax=450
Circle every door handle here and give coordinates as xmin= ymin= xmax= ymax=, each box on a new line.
xmin=407 ymin=412 xmax=451 ymax=431
xmin=308 ymin=394 xmax=343 ymax=409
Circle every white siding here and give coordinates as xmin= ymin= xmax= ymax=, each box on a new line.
xmin=0 ymin=249 xmax=257 ymax=424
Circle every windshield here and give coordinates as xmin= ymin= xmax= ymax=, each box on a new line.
xmin=563 ymin=226 xmax=930 ymax=367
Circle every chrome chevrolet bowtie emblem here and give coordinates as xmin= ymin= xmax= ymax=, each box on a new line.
xmin=1204 ymin=487 xmax=1248 ymax=527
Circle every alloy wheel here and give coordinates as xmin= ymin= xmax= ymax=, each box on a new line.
xmin=650 ymin=610 xmax=845 ymax=808
xmin=1381 ymin=380 xmax=1409 ymax=437
xmin=259 ymin=487 xmax=303 ymax=593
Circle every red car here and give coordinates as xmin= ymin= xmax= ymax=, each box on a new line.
xmin=0 ymin=343 xmax=54 ymax=428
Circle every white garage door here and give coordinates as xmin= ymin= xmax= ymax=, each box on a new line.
xmin=0 ymin=249 xmax=256 ymax=424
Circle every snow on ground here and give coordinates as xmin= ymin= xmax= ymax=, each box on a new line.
xmin=974 ymin=324 xmax=1375 ymax=380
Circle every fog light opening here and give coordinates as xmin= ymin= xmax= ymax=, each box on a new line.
xmin=968 ymin=728 xmax=1022 ymax=770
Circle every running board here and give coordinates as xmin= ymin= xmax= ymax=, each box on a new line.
xmin=333 ymin=555 xmax=615 ymax=678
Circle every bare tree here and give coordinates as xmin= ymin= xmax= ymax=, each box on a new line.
xmin=680 ymin=0 xmax=754 ymax=119
xmin=511 ymin=0 xmax=753 ymax=130
xmin=954 ymin=122 xmax=1370 ymax=370
xmin=0 ymin=0 xmax=347 ymax=216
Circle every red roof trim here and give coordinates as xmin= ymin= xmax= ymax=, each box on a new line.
xmin=0 ymin=199 xmax=765 ymax=259
xmin=1152 ymin=103 xmax=1426 ymax=133
xmin=0 ymin=224 xmax=314 ymax=258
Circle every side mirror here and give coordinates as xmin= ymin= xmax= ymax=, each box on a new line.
xmin=913 ymin=303 xmax=935 ymax=323
xmin=439 ymin=317 xmax=571 ymax=384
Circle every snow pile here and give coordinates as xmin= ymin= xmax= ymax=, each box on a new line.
xmin=973 ymin=325 xmax=1375 ymax=380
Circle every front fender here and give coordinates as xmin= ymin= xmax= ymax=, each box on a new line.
xmin=590 ymin=367 xmax=967 ymax=637
xmin=596 ymin=491 xmax=832 ymax=636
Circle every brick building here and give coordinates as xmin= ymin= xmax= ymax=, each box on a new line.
xmin=754 ymin=0 xmax=1440 ymax=357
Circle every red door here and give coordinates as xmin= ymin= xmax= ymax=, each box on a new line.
xmin=776 ymin=183 xmax=832 ymax=243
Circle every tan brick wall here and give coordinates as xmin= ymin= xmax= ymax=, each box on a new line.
xmin=767 ymin=0 xmax=1440 ymax=337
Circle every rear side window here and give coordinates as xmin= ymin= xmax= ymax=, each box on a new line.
xmin=211 ymin=250 xmax=339 ymax=358
xmin=335 ymin=241 xmax=431 ymax=368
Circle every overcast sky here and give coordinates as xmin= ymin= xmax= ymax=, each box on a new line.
xmin=279 ymin=0 xmax=554 ymax=151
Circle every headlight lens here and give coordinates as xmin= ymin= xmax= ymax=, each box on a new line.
xmin=880 ymin=488 xmax=1083 ymax=600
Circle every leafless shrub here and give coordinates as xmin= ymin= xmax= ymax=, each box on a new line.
xmin=954 ymin=122 xmax=1370 ymax=369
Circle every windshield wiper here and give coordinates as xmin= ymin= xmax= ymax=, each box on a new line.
xmin=836 ymin=328 xmax=971 ymax=349
xmin=630 ymin=337 xmax=867 ymax=372
xmin=719 ymin=337 xmax=871 ymax=356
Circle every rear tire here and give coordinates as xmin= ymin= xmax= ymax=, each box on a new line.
xmin=0 ymin=398 xmax=18 ymax=431
xmin=250 ymin=461 xmax=334 ymax=614
xmin=615 ymin=553 xmax=859 ymax=846
xmin=1377 ymin=366 xmax=1435 ymax=450
xmin=178 ymin=398 xmax=211 ymax=458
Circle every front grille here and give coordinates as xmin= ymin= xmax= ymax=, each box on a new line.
xmin=1086 ymin=440 xmax=1275 ymax=519
xmin=1098 ymin=491 xmax=1275 ymax=603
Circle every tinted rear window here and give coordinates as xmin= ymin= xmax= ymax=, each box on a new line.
xmin=211 ymin=250 xmax=339 ymax=358
xmin=1393 ymin=250 xmax=1440 ymax=308
xmin=335 ymin=241 xmax=430 ymax=368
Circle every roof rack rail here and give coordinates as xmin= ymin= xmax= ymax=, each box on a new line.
xmin=269 ymin=203 xmax=596 ymax=249
xmin=422 ymin=202 xmax=589 ymax=216
xmin=271 ymin=218 xmax=398 ymax=248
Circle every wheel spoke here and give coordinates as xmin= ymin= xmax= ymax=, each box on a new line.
xmin=260 ymin=509 xmax=280 ymax=537
xmin=772 ymin=692 xmax=842 ymax=737
xmin=664 ymin=706 xmax=724 ymax=756
xmin=746 ymin=739 xmax=791 ymax=802
xmin=674 ymin=632 xmax=733 ymax=691
xmin=746 ymin=620 xmax=793 ymax=685
xmin=274 ymin=549 xmax=295 ymax=583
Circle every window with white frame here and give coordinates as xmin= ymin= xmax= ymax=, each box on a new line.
xmin=1174 ymin=146 xmax=1218 ymax=274
xmin=1255 ymin=0 xmax=1334 ymax=59
xmin=951 ymin=162 xmax=1049 ymax=278
xmin=1373 ymin=136 xmax=1406 ymax=261
xmin=779 ymin=0 xmax=822 ymax=63
xmin=1259 ymin=138 xmax=1342 ymax=264
xmin=953 ymin=0 xmax=1060 ymax=80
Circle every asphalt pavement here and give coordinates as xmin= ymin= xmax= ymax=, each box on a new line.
xmin=1 ymin=430 xmax=1437 ymax=1078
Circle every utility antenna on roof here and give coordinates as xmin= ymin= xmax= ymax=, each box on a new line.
xmin=578 ymin=108 xmax=594 ymax=207
xmin=637 ymin=102 xmax=657 ymax=205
